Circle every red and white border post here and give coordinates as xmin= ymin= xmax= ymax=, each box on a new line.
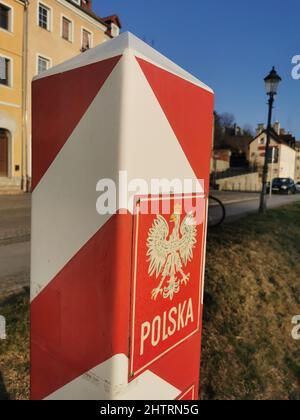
xmin=31 ymin=32 xmax=214 ymax=400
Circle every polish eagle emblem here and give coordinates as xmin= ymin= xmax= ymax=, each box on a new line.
xmin=146 ymin=204 xmax=197 ymax=301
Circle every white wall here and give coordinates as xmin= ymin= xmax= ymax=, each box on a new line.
xmin=278 ymin=145 xmax=296 ymax=179
xmin=294 ymin=150 xmax=300 ymax=182
xmin=216 ymin=172 xmax=261 ymax=192
xmin=249 ymin=135 xmax=296 ymax=180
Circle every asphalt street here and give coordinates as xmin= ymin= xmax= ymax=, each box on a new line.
xmin=211 ymin=191 xmax=300 ymax=223
xmin=0 ymin=192 xmax=299 ymax=297
xmin=0 ymin=194 xmax=31 ymax=297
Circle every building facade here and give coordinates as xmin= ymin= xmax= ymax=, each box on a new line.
xmin=295 ymin=143 xmax=300 ymax=182
xmin=249 ymin=122 xmax=297 ymax=181
xmin=211 ymin=149 xmax=231 ymax=174
xmin=0 ymin=0 xmax=24 ymax=190
xmin=0 ymin=0 xmax=121 ymax=191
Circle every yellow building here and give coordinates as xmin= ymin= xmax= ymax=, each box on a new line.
xmin=0 ymin=0 xmax=24 ymax=191
xmin=0 ymin=0 xmax=121 ymax=192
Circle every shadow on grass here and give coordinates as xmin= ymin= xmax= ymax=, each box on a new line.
xmin=0 ymin=372 xmax=10 ymax=400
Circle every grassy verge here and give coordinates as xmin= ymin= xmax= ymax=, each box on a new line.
xmin=200 ymin=202 xmax=300 ymax=400
xmin=0 ymin=203 xmax=300 ymax=400
xmin=0 ymin=288 xmax=29 ymax=400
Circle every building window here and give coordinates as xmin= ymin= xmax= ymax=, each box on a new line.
xmin=81 ymin=29 xmax=92 ymax=52
xmin=0 ymin=3 xmax=11 ymax=31
xmin=38 ymin=55 xmax=51 ymax=75
xmin=38 ymin=3 xmax=51 ymax=30
xmin=270 ymin=147 xmax=279 ymax=164
xmin=0 ymin=56 xmax=11 ymax=86
xmin=260 ymin=138 xmax=265 ymax=145
xmin=62 ymin=17 xmax=72 ymax=41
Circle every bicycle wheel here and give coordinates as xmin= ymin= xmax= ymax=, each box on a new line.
xmin=208 ymin=195 xmax=226 ymax=228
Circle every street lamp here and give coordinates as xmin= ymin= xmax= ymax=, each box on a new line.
xmin=259 ymin=67 xmax=282 ymax=213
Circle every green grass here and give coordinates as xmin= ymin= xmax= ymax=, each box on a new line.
xmin=1 ymin=203 xmax=300 ymax=400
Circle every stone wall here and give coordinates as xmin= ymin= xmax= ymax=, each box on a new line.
xmin=216 ymin=172 xmax=261 ymax=192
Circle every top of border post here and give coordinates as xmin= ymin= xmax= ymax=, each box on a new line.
xmin=32 ymin=32 xmax=214 ymax=94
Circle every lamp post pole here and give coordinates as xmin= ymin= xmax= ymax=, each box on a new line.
xmin=259 ymin=93 xmax=274 ymax=213
xmin=269 ymin=146 xmax=275 ymax=197
xmin=259 ymin=67 xmax=282 ymax=214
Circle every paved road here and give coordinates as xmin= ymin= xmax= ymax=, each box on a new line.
xmin=210 ymin=191 xmax=300 ymax=223
xmin=0 ymin=242 xmax=30 ymax=297
xmin=0 ymin=194 xmax=31 ymax=241
xmin=0 ymin=194 xmax=31 ymax=297
xmin=0 ymin=192 xmax=299 ymax=297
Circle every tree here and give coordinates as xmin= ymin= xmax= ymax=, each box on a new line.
xmin=219 ymin=113 xmax=236 ymax=129
xmin=243 ymin=124 xmax=254 ymax=137
xmin=213 ymin=111 xmax=254 ymax=168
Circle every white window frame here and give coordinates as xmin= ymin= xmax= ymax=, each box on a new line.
xmin=0 ymin=53 xmax=13 ymax=88
xmin=37 ymin=1 xmax=53 ymax=32
xmin=61 ymin=14 xmax=74 ymax=42
xmin=81 ymin=26 xmax=93 ymax=51
xmin=0 ymin=1 xmax=14 ymax=33
xmin=36 ymin=54 xmax=52 ymax=76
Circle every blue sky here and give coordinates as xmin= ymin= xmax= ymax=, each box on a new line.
xmin=96 ymin=0 xmax=300 ymax=139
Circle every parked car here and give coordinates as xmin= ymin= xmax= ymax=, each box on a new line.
xmin=269 ymin=178 xmax=297 ymax=194
xmin=296 ymin=181 xmax=300 ymax=193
